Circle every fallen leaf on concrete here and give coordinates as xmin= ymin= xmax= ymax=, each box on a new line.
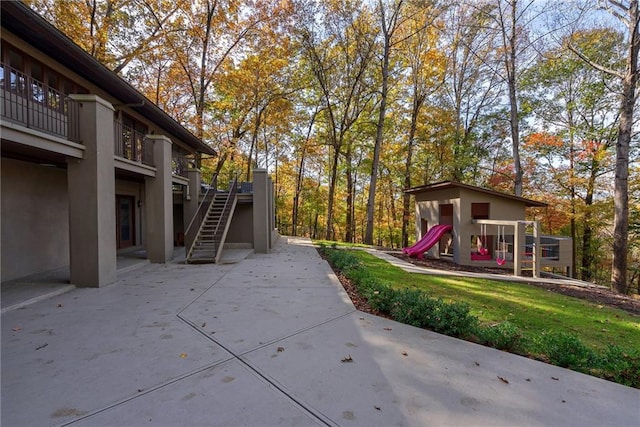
xmin=179 ymin=353 xmax=188 ymax=359
xmin=401 ymin=351 xmax=408 ymax=356
xmin=277 ymin=347 xmax=285 ymax=352
xmin=12 ymin=326 xmax=22 ymax=332
xmin=498 ymin=376 xmax=509 ymax=384
xmin=341 ymin=355 xmax=353 ymax=363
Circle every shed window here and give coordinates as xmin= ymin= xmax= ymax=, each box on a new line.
xmin=471 ymin=203 xmax=490 ymax=219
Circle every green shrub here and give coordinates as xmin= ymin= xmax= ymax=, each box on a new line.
xmin=327 ymin=249 xmax=360 ymax=271
xmin=389 ymin=289 xmax=477 ymax=338
xmin=477 ymin=322 xmax=525 ymax=352
xmin=537 ymin=332 xmax=595 ymax=371
xmin=390 ymin=288 xmax=434 ymax=327
xmin=323 ymin=248 xmax=477 ymax=338
xmin=367 ymin=282 xmax=397 ymax=313
xmin=428 ymin=299 xmax=478 ymax=338
xmin=593 ymin=345 xmax=640 ymax=388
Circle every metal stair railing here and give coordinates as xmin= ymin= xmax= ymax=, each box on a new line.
xmin=211 ymin=175 xmax=238 ymax=263
xmin=185 ymin=173 xmax=218 ymax=260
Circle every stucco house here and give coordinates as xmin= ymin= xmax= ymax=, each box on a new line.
xmin=1 ymin=2 xmax=276 ymax=288
xmin=406 ymin=181 xmax=573 ymax=278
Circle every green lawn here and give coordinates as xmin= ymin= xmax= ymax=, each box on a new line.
xmin=347 ymin=249 xmax=640 ymax=354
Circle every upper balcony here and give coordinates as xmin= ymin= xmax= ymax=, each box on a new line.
xmin=1 ymin=62 xmax=81 ymax=144
xmin=113 ymin=119 xmax=154 ymax=167
xmin=2 ymin=62 xmax=198 ymax=184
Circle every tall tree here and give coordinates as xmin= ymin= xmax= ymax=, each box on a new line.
xmin=440 ymin=3 xmax=502 ymax=182
xmin=521 ymin=28 xmax=620 ymax=281
xmin=364 ymin=0 xmax=404 ymax=245
xmin=298 ymin=0 xmax=377 ymax=241
xmin=472 ymin=0 xmax=543 ymax=196
xmin=397 ymin=3 xmax=445 ymax=247
xmin=568 ymin=0 xmax=640 ymax=293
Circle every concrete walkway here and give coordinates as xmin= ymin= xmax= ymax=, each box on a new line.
xmin=2 ymin=237 xmax=638 ymax=426
xmin=367 ymin=248 xmax=605 ymax=288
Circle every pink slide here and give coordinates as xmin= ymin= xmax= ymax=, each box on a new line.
xmin=403 ymin=224 xmax=453 ymax=259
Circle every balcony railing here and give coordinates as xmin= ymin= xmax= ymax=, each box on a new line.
xmin=0 ymin=62 xmax=80 ymax=142
xmin=114 ymin=120 xmax=154 ymax=166
xmin=172 ymin=152 xmax=193 ymax=177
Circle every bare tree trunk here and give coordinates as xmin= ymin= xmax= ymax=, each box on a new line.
xmin=612 ymin=85 xmax=633 ymax=293
xmin=502 ymin=0 xmax=523 ymax=196
xmin=325 ymin=146 xmax=339 ymax=241
xmin=611 ymin=0 xmax=639 ymax=294
xmin=401 ymin=92 xmax=424 ymax=247
xmin=580 ymin=177 xmax=596 ymax=282
xmin=292 ymin=110 xmax=317 ymax=236
xmin=569 ymin=150 xmax=577 ymax=279
xmin=365 ymin=0 xmax=403 ymax=245
xmin=345 ymin=145 xmax=354 ymax=243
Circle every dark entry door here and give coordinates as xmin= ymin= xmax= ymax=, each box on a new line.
xmin=439 ymin=203 xmax=454 ymax=255
xmin=116 ymin=195 xmax=135 ymax=249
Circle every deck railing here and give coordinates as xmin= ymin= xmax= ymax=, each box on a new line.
xmin=172 ymin=152 xmax=191 ymax=177
xmin=113 ymin=120 xmax=154 ymax=166
xmin=0 ymin=62 xmax=80 ymax=142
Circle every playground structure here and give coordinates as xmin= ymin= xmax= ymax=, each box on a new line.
xmin=404 ymin=181 xmax=573 ymax=278
xmin=403 ymin=224 xmax=453 ymax=259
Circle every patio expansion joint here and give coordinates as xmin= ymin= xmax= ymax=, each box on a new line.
xmin=175 ymin=305 xmax=356 ymax=427
xmin=55 ymin=273 xmax=239 ymax=426
xmin=57 ymin=356 xmax=237 ymax=427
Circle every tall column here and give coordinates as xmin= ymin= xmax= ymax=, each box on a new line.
xmin=67 ymin=94 xmax=116 ymax=287
xmin=268 ymin=175 xmax=275 ymax=249
xmin=252 ymin=169 xmax=269 ymax=253
xmin=185 ymin=168 xmax=201 ymax=228
xmin=145 ymin=135 xmax=173 ymax=263
xmin=533 ymin=221 xmax=541 ymax=278
xmin=513 ymin=221 xmax=525 ymax=276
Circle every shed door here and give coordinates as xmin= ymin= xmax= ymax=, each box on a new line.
xmin=439 ymin=204 xmax=453 ymax=255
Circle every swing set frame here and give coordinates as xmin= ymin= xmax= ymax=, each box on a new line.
xmin=471 ymin=219 xmax=541 ymax=278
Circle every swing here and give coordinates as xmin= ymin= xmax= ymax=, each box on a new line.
xmin=478 ymin=224 xmax=489 ymax=255
xmin=496 ymin=225 xmax=507 ymax=266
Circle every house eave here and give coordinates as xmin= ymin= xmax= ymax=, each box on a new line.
xmin=0 ymin=1 xmax=216 ymax=157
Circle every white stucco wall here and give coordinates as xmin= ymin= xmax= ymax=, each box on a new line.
xmin=1 ymin=158 xmax=69 ymax=281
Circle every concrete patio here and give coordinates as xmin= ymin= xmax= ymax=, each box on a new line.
xmin=2 ymin=237 xmax=638 ymax=426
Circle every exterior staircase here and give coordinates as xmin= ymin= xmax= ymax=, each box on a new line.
xmin=185 ymin=177 xmax=238 ymax=264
